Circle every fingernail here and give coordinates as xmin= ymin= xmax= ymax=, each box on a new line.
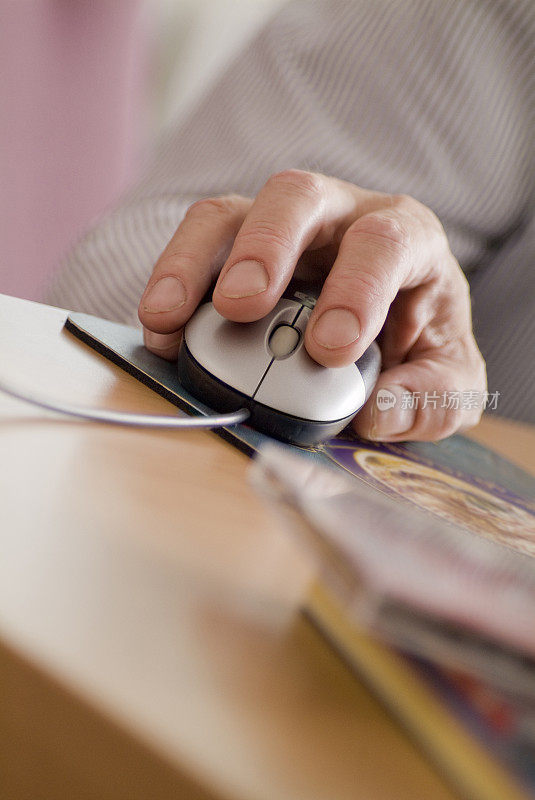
xmin=142 ymin=276 xmax=186 ymax=313
xmin=312 ymin=308 xmax=360 ymax=349
xmin=219 ymin=260 xmax=269 ymax=298
xmin=370 ymin=385 xmax=415 ymax=440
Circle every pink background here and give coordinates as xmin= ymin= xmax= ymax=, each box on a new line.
xmin=0 ymin=0 xmax=148 ymax=301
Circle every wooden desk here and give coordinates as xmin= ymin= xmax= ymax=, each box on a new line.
xmin=1 ymin=293 xmax=533 ymax=800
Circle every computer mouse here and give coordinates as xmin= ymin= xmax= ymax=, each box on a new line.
xmin=177 ymin=291 xmax=381 ymax=447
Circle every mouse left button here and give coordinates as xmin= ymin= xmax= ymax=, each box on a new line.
xmin=183 ymin=301 xmax=299 ymax=397
xmin=183 ymin=304 xmax=270 ymax=396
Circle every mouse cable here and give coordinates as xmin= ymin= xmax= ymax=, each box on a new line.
xmin=0 ymin=375 xmax=250 ymax=429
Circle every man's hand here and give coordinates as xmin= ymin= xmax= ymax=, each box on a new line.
xmin=138 ymin=170 xmax=486 ymax=441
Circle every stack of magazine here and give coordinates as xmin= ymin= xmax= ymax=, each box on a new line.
xmin=252 ymin=437 xmax=535 ymax=800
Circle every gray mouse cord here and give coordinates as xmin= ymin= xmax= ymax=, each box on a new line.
xmin=0 ymin=376 xmax=249 ymax=429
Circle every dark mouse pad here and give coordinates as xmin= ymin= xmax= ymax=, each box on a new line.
xmin=65 ymin=312 xmax=535 ymax=506
xmin=65 ymin=312 xmax=281 ymax=460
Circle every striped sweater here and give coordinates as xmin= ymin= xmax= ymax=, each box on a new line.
xmin=46 ymin=0 xmax=535 ymax=422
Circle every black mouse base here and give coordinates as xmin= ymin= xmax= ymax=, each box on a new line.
xmin=177 ymin=342 xmax=355 ymax=448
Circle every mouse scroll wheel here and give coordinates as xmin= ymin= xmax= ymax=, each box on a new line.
xmin=268 ymin=324 xmax=301 ymax=358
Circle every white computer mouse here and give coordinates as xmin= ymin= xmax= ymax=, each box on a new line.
xmin=177 ymin=291 xmax=381 ymax=446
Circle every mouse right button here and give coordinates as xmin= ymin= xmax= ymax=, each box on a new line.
xmin=254 ymin=351 xmax=366 ymax=421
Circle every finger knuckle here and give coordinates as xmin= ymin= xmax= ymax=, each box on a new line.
xmin=267 ymin=169 xmax=325 ymax=200
xmin=185 ymin=195 xmax=239 ymax=220
xmin=449 ymin=335 xmax=487 ymax=382
xmin=475 ymin=349 xmax=488 ymax=390
xmin=466 ymin=406 xmax=484 ymax=429
xmin=419 ymin=281 xmax=473 ymax=349
xmin=441 ymin=406 xmax=465 ymax=438
xmin=441 ymin=251 xmax=470 ymax=295
xmin=454 ymin=265 xmax=471 ymax=296
xmin=421 ymin=317 xmax=461 ymax=352
xmin=424 ymin=205 xmax=446 ymax=237
xmin=237 ymin=220 xmax=296 ymax=254
xmin=341 ymin=269 xmax=389 ymax=306
xmin=389 ymin=193 xmax=436 ymax=226
xmin=388 ymin=193 xmax=418 ymax=214
xmin=156 ymin=248 xmax=200 ymax=272
xmin=467 ymin=344 xmax=487 ymax=396
xmin=390 ymin=193 xmax=448 ymax=249
xmin=459 ymin=278 xmax=472 ymax=313
xmin=417 ymin=401 xmax=463 ymax=440
xmin=349 ymin=213 xmax=411 ymax=263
